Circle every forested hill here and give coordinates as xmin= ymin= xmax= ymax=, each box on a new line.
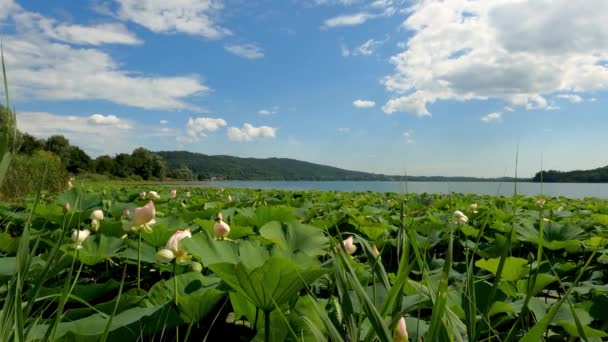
xmin=532 ymin=166 xmax=608 ymax=183
xmin=156 ymin=151 xmax=396 ymax=181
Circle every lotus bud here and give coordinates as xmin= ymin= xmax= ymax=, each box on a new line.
xmin=170 ymin=189 xmax=177 ymax=198
xmin=217 ymin=212 xmax=223 ymax=221
xmin=140 ymin=191 xmax=147 ymax=199
xmin=155 ymin=248 xmax=175 ymax=263
xmin=122 ymin=208 xmax=130 ymax=218
xmin=91 ymin=219 xmax=100 ymax=231
xmin=537 ymin=198 xmax=546 ymax=207
xmin=227 ymin=195 xmax=232 ymax=202
xmin=453 ymin=210 xmax=468 ymax=225
xmin=214 ymin=220 xmax=230 ymax=239
xmin=63 ymin=202 xmax=71 ymax=214
xmin=148 ymin=191 xmax=161 ymax=201
xmin=185 ymin=191 xmax=191 ymax=198
xmin=371 ymin=244 xmax=380 ymax=258
xmin=67 ymin=179 xmax=73 ymax=189
xmin=343 ymin=236 xmax=357 ymax=255
xmin=393 ymin=317 xmax=408 ymax=342
xmin=470 ymin=203 xmax=478 ymax=214
xmin=191 ymin=262 xmax=203 ymax=273
xmin=71 ymin=229 xmax=91 ymax=249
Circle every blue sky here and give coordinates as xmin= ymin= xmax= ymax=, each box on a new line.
xmin=1 ymin=0 xmax=608 ymax=177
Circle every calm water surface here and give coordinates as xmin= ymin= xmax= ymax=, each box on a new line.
xmin=182 ymin=181 xmax=608 ymax=199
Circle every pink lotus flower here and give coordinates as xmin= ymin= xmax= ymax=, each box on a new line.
xmin=156 ymin=229 xmax=192 ymax=263
xmin=214 ymin=219 xmax=230 ymax=239
xmin=393 ymin=317 xmax=408 ymax=342
xmin=170 ymin=189 xmax=177 ymax=198
xmin=343 ymin=236 xmax=357 ymax=255
xmin=123 ymin=201 xmax=156 ymax=233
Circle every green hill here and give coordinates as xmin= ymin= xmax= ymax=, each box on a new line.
xmin=155 ymin=151 xmax=396 ymax=181
xmin=532 ymin=166 xmax=608 ymax=183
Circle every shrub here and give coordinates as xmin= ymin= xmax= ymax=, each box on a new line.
xmin=0 ymin=150 xmax=67 ymax=202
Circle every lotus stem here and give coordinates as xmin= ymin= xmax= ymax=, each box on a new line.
xmin=137 ymin=230 xmax=141 ymax=291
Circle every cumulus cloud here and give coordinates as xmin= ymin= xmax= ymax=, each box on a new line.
xmin=227 ymin=123 xmax=277 ymax=142
xmin=481 ymin=112 xmax=502 ymax=123
xmin=114 ymin=0 xmax=230 ymax=39
xmin=186 ymin=117 xmax=227 ymax=141
xmin=0 ymin=3 xmax=208 ymax=110
xmin=40 ymin=22 xmax=142 ymax=45
xmin=353 ymin=99 xmax=376 ymax=108
xmin=224 ymin=44 xmax=264 ymax=59
xmin=383 ymin=0 xmax=608 ymax=116
xmin=160 ymin=120 xmax=169 ymax=124
xmin=556 ymin=94 xmax=583 ymax=103
xmin=17 ymin=111 xmax=134 ymax=155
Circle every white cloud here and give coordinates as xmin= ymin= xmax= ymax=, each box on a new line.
xmin=322 ymin=12 xmax=371 ymax=28
xmin=481 ymin=112 xmax=502 ymax=123
xmin=115 ymin=0 xmax=230 ymax=39
xmin=403 ymin=129 xmax=414 ymax=143
xmin=556 ymin=94 xmax=583 ymax=103
xmin=40 ymin=22 xmax=142 ymax=45
xmin=589 ymin=97 xmax=598 ymax=102
xmin=353 ymin=99 xmax=376 ymax=108
xmin=227 ymin=123 xmax=277 ymax=142
xmin=88 ymin=114 xmax=131 ymax=129
xmin=224 ymin=44 xmax=264 ymax=59
xmin=1 ymin=4 xmax=209 ymax=110
xmin=160 ymin=120 xmax=169 ymax=124
xmin=383 ymin=0 xmax=608 ymax=116
xmin=186 ymin=117 xmax=227 ymax=141
xmin=257 ymin=106 xmax=278 ymax=115
xmin=337 ymin=127 xmax=350 ymax=133
xmin=340 ymin=43 xmax=350 ymax=57
xmin=352 ymin=38 xmax=384 ymax=56
xmin=17 ymin=111 xmax=134 ymax=156
xmin=311 ymin=0 xmax=360 ymax=5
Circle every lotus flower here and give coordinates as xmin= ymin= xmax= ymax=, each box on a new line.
xmin=537 ymin=198 xmax=546 ymax=207
xmin=169 ymin=189 xmax=177 ymax=198
xmin=122 ymin=208 xmax=130 ymax=218
xmin=123 ymin=201 xmax=156 ymax=233
xmin=155 ymin=229 xmax=192 ymax=263
xmin=393 ymin=317 xmax=408 ymax=342
xmin=343 ymin=236 xmax=357 ymax=255
xmin=66 ymin=179 xmax=73 ymax=189
xmin=453 ymin=210 xmax=469 ymax=225
xmin=470 ymin=203 xmax=479 ymax=214
xmin=148 ymin=191 xmax=161 ymax=201
xmin=140 ymin=191 xmax=147 ymax=199
xmin=90 ymin=210 xmax=104 ymax=231
xmin=185 ymin=191 xmax=191 ymax=198
xmin=371 ymin=244 xmax=380 ymax=258
xmin=71 ymin=229 xmax=91 ymax=249
xmin=214 ymin=215 xmax=230 ymax=239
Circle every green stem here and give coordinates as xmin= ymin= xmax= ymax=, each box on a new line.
xmin=174 ymin=261 xmax=179 ymax=342
xmin=137 ymin=230 xmax=141 ymax=291
xmin=264 ymin=310 xmax=271 ymax=342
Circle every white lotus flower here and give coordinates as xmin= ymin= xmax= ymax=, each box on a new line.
xmin=470 ymin=203 xmax=479 ymax=214
xmin=71 ymin=229 xmax=91 ymax=249
xmin=453 ymin=210 xmax=469 ymax=225
xmin=343 ymin=236 xmax=357 ymax=255
xmin=140 ymin=191 xmax=147 ymax=199
xmin=169 ymin=189 xmax=177 ymax=198
xmin=148 ymin=191 xmax=161 ymax=201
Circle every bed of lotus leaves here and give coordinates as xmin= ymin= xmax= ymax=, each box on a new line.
xmin=0 ymin=185 xmax=607 ymax=341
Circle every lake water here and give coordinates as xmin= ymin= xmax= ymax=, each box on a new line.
xmin=182 ymin=181 xmax=608 ymax=199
